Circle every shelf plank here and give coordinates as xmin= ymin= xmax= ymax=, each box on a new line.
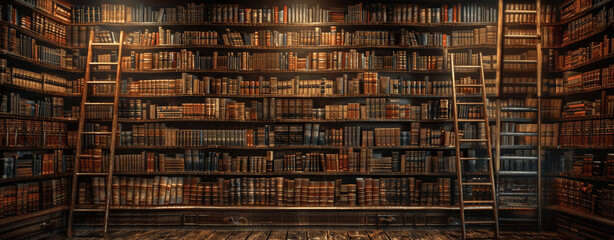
xmin=0 ymin=205 xmax=67 ymax=226
xmin=549 ymin=205 xmax=614 ymax=227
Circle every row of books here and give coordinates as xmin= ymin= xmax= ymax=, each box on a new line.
xmin=503 ymin=28 xmax=537 ymax=46
xmin=570 ymin=154 xmax=609 ymax=178
xmin=0 ymin=150 xmax=71 ymax=178
xmin=0 ymin=92 xmax=65 ymax=118
xmin=559 ymin=119 xmax=614 ymax=147
xmin=0 ymin=119 xmax=70 ymax=147
xmin=543 ymin=78 xmax=564 ymax=95
xmin=561 ymin=35 xmax=613 ymax=71
xmin=500 ymin=150 xmax=538 ymax=172
xmin=555 ymin=178 xmax=597 ymax=215
xmin=562 ymin=100 xmax=601 ymax=118
xmin=561 ymin=7 xmax=612 ymax=46
xmin=19 ymin=0 xmax=71 ymax=22
xmin=0 ymin=26 xmax=82 ymax=69
xmin=118 ymin=50 xmax=447 ymax=71
xmin=1 ymin=65 xmax=69 ymax=94
xmin=503 ymin=3 xmax=541 ymax=23
xmin=70 ymin=2 xmax=497 ymax=24
xmin=563 ymin=67 xmax=608 ymax=93
xmin=502 ymin=50 xmax=537 ymax=70
xmin=80 ymin=176 xmax=453 ymax=207
xmin=116 ymin=123 xmax=455 ymax=148
xmin=117 ymin=98 xmax=451 ymax=121
xmin=560 ymin=0 xmax=607 ymax=20
xmin=0 ymin=178 xmax=68 ymax=218
xmin=117 ymin=74 xmax=453 ymax=97
xmin=542 ymin=26 xmax=562 ymax=48
xmin=3 ymin=4 xmax=68 ymax=45
xmin=498 ymin=178 xmax=536 ymax=206
xmin=115 ymin=26 xmax=497 ymax=48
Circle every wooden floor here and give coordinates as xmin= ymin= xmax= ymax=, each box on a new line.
xmin=54 ymin=229 xmax=580 ymax=240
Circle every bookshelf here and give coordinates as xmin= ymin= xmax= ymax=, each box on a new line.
xmin=540 ymin=0 xmax=614 ymax=238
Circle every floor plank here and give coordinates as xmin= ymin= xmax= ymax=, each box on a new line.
xmin=307 ymin=230 xmax=328 ymax=240
xmin=206 ymin=230 xmax=234 ymax=240
xmin=227 ymin=231 xmax=253 ymax=240
xmin=384 ymin=230 xmax=408 ymax=240
xmin=268 ymin=230 xmax=288 ymax=240
xmin=366 ymin=230 xmax=390 ymax=240
xmin=347 ymin=230 xmax=370 ymax=240
xmin=286 ymin=230 xmax=306 ymax=240
xmin=248 ymin=231 xmax=271 ymax=240
xmin=188 ymin=230 xmax=215 ymax=240
xmin=402 ymin=230 xmax=432 ymax=240
xmin=328 ymin=230 xmax=350 ymax=240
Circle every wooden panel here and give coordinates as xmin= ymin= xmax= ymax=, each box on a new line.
xmin=328 ymin=231 xmax=350 ymax=240
xmin=307 ymin=230 xmax=328 ymax=240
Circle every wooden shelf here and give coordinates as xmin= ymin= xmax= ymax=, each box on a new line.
xmin=112 ymin=118 xmax=453 ymax=124
xmin=11 ymin=0 xmax=71 ymax=24
xmin=0 ymin=21 xmax=72 ymax=50
xmin=0 ymin=146 xmax=73 ymax=151
xmin=94 ymin=69 xmax=485 ymax=74
xmin=553 ymin=53 xmax=614 ymax=73
xmin=88 ymin=44 xmax=497 ymax=51
xmin=72 ymin=21 xmax=497 ymax=28
xmin=112 ymin=145 xmax=456 ymax=150
xmin=0 ymin=113 xmax=77 ymax=123
xmin=110 ymin=171 xmax=477 ymax=177
xmin=0 ymin=82 xmax=79 ymax=98
xmin=87 ymin=93 xmax=497 ymax=99
xmin=544 ymin=172 xmax=614 ymax=184
xmin=550 ymin=0 xmax=612 ymax=26
xmin=0 ymin=173 xmax=72 ymax=184
xmin=553 ymin=23 xmax=614 ymax=49
xmin=543 ymin=145 xmax=614 ymax=150
xmin=73 ymin=205 xmax=460 ymax=211
xmin=0 ymin=50 xmax=83 ymax=73
xmin=544 ymin=115 xmax=614 ymax=122
xmin=0 ymin=205 xmax=68 ymax=226
xmin=549 ymin=205 xmax=614 ymax=227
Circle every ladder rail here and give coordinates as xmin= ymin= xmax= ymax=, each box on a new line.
xmin=536 ymin=0 xmax=543 ymax=231
xmin=450 ymin=54 xmax=467 ymax=239
xmin=67 ymin=30 xmax=95 ymax=239
xmin=479 ymin=52 xmax=500 ymax=238
xmin=103 ymin=31 xmax=124 ymax=237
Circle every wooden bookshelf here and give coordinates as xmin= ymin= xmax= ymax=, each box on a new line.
xmin=549 ymin=206 xmax=614 ymax=227
xmin=0 ymin=173 xmax=72 ymax=184
xmin=0 ymin=205 xmax=68 ymax=226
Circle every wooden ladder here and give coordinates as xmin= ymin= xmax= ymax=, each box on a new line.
xmin=496 ymin=0 xmax=543 ymax=230
xmin=451 ymin=52 xmax=499 ymax=240
xmin=67 ymin=30 xmax=124 ymax=238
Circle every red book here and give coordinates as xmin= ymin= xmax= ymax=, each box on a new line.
xmin=283 ymin=6 xmax=288 ymax=23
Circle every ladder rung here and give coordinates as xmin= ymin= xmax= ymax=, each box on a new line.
xmin=91 ymin=43 xmax=119 ymax=46
xmin=505 ymin=34 xmax=540 ymax=39
xmin=465 ymin=220 xmax=496 ymax=224
xmin=76 ymin=172 xmax=108 ymax=176
xmin=459 ymin=139 xmax=488 ymax=142
xmin=463 ymin=182 xmax=492 ymax=186
xmin=459 ymin=157 xmax=491 ymax=161
xmin=89 ymin=62 xmax=118 ymax=65
xmin=503 ymin=59 xmax=538 ymax=64
xmin=454 ymin=65 xmax=481 ymax=68
xmin=87 ymin=81 xmax=116 ymax=84
xmin=464 ymin=206 xmax=494 ymax=210
xmin=82 ymin=132 xmax=112 ymax=135
xmin=73 ymin=208 xmax=106 ymax=212
xmin=505 ymin=10 xmax=537 ymax=14
xmin=456 ymin=84 xmax=483 ymax=87
xmin=85 ymin=102 xmax=114 ymax=106
xmin=458 ymin=119 xmax=486 ymax=122
xmin=464 ymin=200 xmax=494 ymax=204
xmin=456 ymin=101 xmax=486 ymax=105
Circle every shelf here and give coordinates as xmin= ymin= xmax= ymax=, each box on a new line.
xmin=555 ymin=53 xmax=614 ymax=73
xmin=500 ymin=118 xmax=535 ymax=123
xmin=498 ymin=192 xmax=537 ymax=196
xmin=0 ymin=173 xmax=72 ymax=184
xmin=72 ymin=21 xmax=497 ymax=28
xmin=547 ymin=84 xmax=614 ymax=97
xmin=93 ymin=69 xmax=492 ymax=74
xmin=11 ymin=0 xmax=71 ymax=24
xmin=0 ymin=21 xmax=72 ymax=50
xmin=554 ymin=23 xmax=614 ymax=49
xmin=499 ymin=156 xmax=538 ymax=160
xmin=500 ymin=145 xmax=537 ymax=150
xmin=500 ymin=107 xmax=538 ymax=112
xmin=112 ymin=171 xmax=463 ymax=177
xmin=0 ymin=205 xmax=68 ymax=226
xmin=499 ymin=171 xmax=538 ymax=176
xmin=545 ymin=115 xmax=614 ymax=122
xmin=543 ymin=146 xmax=614 ymax=150
xmin=0 ymin=113 xmax=77 ymax=123
xmin=113 ymin=145 xmax=456 ymax=151
xmin=545 ymin=172 xmax=614 ymax=184
xmin=0 ymin=146 xmax=73 ymax=151
xmin=87 ymin=93 xmax=499 ymax=99
xmin=113 ymin=118 xmax=453 ymax=124
xmin=74 ymin=205 xmax=460 ymax=211
xmin=0 ymin=50 xmax=83 ymax=73
xmin=499 ymin=132 xmax=538 ymax=136
xmin=552 ymin=0 xmax=612 ymax=26
xmin=105 ymin=44 xmax=498 ymax=51
xmin=0 ymin=82 xmax=79 ymax=98
xmin=549 ymin=205 xmax=614 ymax=227
xmin=499 ymin=206 xmax=538 ymax=210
